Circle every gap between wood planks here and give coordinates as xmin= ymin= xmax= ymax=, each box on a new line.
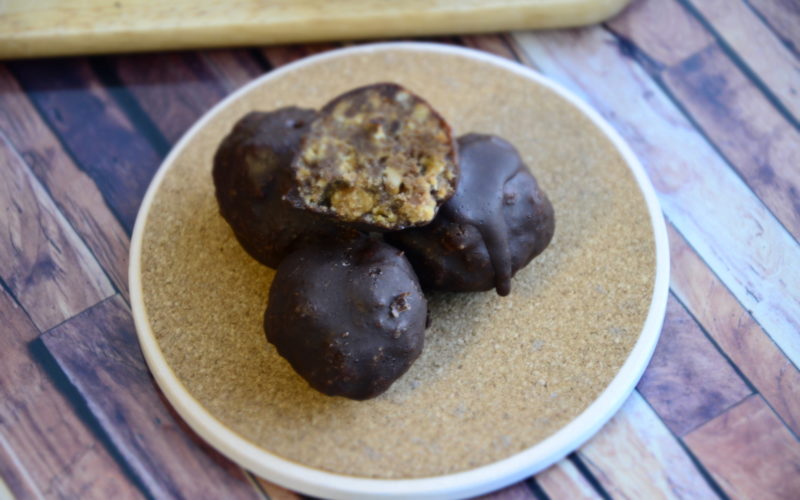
xmin=676 ymin=0 xmax=800 ymax=131
xmin=597 ymin=0 xmax=800 ymax=366
xmin=0 ymin=66 xmax=132 ymax=302
xmin=0 ymin=286 xmax=143 ymax=499
xmin=745 ymin=0 xmax=800 ymax=60
xmin=603 ymin=0 xmax=800 ymax=247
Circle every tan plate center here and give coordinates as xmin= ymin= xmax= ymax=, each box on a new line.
xmin=140 ymin=47 xmax=655 ymax=479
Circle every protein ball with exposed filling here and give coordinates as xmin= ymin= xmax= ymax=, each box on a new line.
xmin=212 ymin=108 xmax=347 ymax=268
xmin=387 ymin=134 xmax=555 ymax=296
xmin=264 ymin=235 xmax=427 ymax=400
xmin=287 ymin=83 xmax=458 ymax=231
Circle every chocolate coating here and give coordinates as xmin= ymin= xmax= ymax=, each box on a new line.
xmin=213 ymin=107 xmax=344 ymax=268
xmin=264 ymin=236 xmax=427 ymax=400
xmin=387 ymin=134 xmax=555 ymax=296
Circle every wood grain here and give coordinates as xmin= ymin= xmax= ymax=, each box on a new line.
xmin=637 ymin=295 xmax=751 ymax=436
xmin=605 ymin=0 xmax=712 ymax=66
xmin=667 ymin=222 xmax=800 ymax=436
xmin=664 ymin=44 xmax=800 ymax=242
xmin=112 ymin=51 xmax=268 ymax=150
xmin=112 ymin=53 xmax=229 ymax=143
xmin=746 ymin=0 xmax=800 ymax=57
xmin=9 ymin=58 xmax=163 ymax=234
xmin=0 ymin=64 xmax=130 ymax=298
xmin=0 ymin=133 xmax=113 ymax=331
xmin=578 ymin=391 xmax=717 ymax=499
xmin=512 ymin=26 xmax=800 ymax=366
xmin=684 ymin=395 xmax=800 ymax=500
xmin=0 ymin=288 xmax=141 ymax=499
xmin=261 ymin=43 xmax=340 ymax=68
xmin=686 ymin=0 xmax=800 ymax=122
xmin=40 ymin=295 xmax=263 ymax=500
xmin=0 ymin=433 xmax=41 ymax=500
xmin=606 ymin=0 xmax=800 ymax=242
xmin=199 ymin=49 xmax=265 ymax=94
xmin=460 ymin=34 xmax=521 ymax=62
xmin=536 ymin=459 xmax=603 ymax=499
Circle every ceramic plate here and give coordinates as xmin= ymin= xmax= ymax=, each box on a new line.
xmin=129 ymin=43 xmax=669 ymax=499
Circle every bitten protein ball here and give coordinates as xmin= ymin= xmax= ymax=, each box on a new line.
xmin=213 ymin=107 xmax=344 ymax=268
xmin=288 ymin=83 xmax=458 ymax=231
xmin=387 ymin=134 xmax=555 ymax=296
xmin=264 ymin=235 xmax=427 ymax=400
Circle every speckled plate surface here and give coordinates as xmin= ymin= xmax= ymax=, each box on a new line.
xmin=129 ymin=43 xmax=669 ymax=499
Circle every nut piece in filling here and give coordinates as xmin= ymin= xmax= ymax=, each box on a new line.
xmin=387 ymin=134 xmax=555 ymax=296
xmin=213 ymin=107 xmax=346 ymax=268
xmin=288 ymin=83 xmax=458 ymax=231
xmin=264 ymin=235 xmax=427 ymax=400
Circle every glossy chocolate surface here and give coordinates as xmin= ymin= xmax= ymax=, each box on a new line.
xmin=264 ymin=235 xmax=427 ymax=400
xmin=387 ymin=134 xmax=555 ymax=296
xmin=213 ymin=107 xmax=344 ymax=268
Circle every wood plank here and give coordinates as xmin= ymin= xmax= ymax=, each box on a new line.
xmin=9 ymin=58 xmax=163 ymax=233
xmin=637 ymin=295 xmax=751 ymax=436
xmin=667 ymin=222 xmax=800 ymax=436
xmin=476 ymin=481 xmax=536 ymax=500
xmin=578 ymin=391 xmax=718 ymax=499
xmin=0 ymin=288 xmax=142 ymax=499
xmin=0 ymin=132 xmax=113 ymax=331
xmin=536 ymin=459 xmax=603 ymax=499
xmin=606 ymin=0 xmax=800 ymax=242
xmin=686 ymin=0 xmax=800 ymax=122
xmin=684 ymin=395 xmax=800 ymax=500
xmin=512 ymin=27 xmax=800 ymax=366
xmin=605 ymin=0 xmax=713 ymax=67
xmin=746 ymin=0 xmax=800 ymax=58
xmin=40 ymin=295 xmax=263 ymax=500
xmin=199 ymin=49 xmax=266 ymax=94
xmin=0 ymin=434 xmax=41 ymax=499
xmin=0 ymin=64 xmax=130 ymax=298
xmin=112 ymin=50 xmax=267 ymax=146
xmin=111 ymin=53 xmax=228 ymax=143
xmin=664 ymin=44 xmax=800 ymax=242
xmin=261 ymin=43 xmax=340 ymax=68
xmin=460 ymin=34 xmax=521 ymax=62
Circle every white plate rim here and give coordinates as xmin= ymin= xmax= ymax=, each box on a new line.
xmin=129 ymin=41 xmax=670 ymax=500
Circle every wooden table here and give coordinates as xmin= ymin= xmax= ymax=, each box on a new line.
xmin=2 ymin=0 xmax=799 ymax=498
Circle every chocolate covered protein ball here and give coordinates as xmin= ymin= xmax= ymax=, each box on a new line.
xmin=387 ymin=134 xmax=555 ymax=296
xmin=264 ymin=235 xmax=427 ymax=400
xmin=288 ymin=83 xmax=458 ymax=231
xmin=213 ymin=107 xmax=345 ymax=268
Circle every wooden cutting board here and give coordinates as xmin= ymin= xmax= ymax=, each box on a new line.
xmin=0 ymin=0 xmax=630 ymax=59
